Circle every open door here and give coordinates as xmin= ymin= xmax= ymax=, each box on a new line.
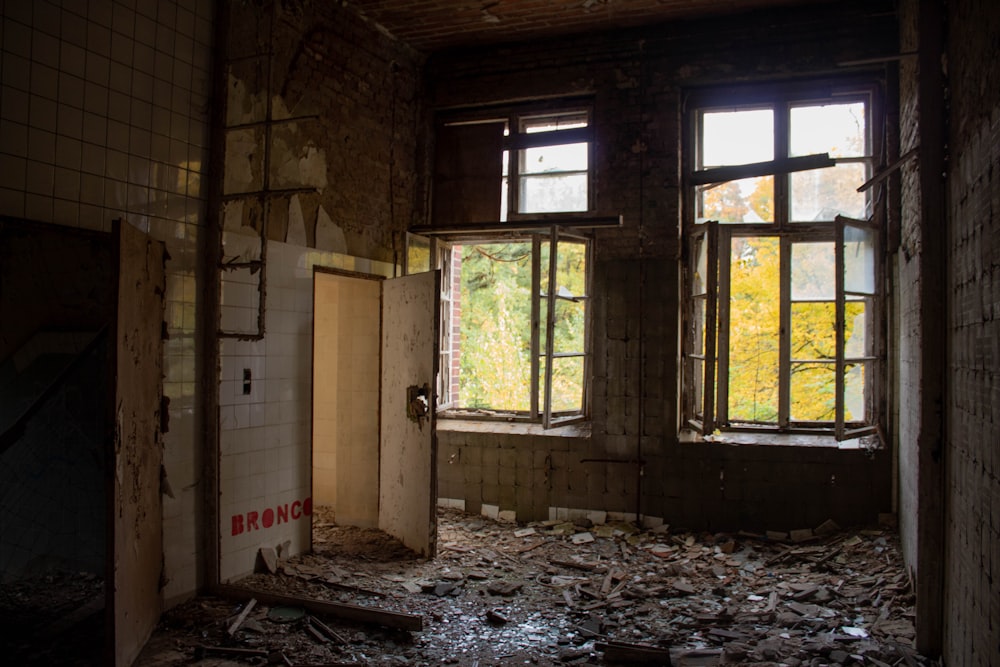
xmin=378 ymin=271 xmax=439 ymax=557
xmin=109 ymin=220 xmax=165 ymax=666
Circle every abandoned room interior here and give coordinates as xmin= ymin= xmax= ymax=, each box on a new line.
xmin=0 ymin=0 xmax=997 ymax=664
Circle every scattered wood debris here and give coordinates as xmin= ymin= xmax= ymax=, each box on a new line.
xmin=136 ymin=506 xmax=932 ymax=666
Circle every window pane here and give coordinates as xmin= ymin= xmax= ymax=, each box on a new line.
xmin=556 ymin=240 xmax=587 ymax=298
xmin=405 ymin=234 xmax=430 ymax=274
xmin=691 ymin=358 xmax=704 ymax=418
xmin=701 ymin=109 xmax=774 ymax=166
xmin=457 ymin=242 xmax=532 ymax=411
xmin=547 ymin=355 xmax=585 ymax=413
xmin=790 ymin=102 xmax=866 ymax=158
xmin=790 ymin=362 xmax=836 ymax=421
xmin=692 ymin=234 xmax=708 ymax=295
xmin=699 ymin=176 xmax=773 ymax=224
xmin=520 ymin=173 xmax=588 ymax=213
xmin=692 ymin=297 xmax=706 ymax=356
xmin=522 ymin=113 xmax=588 ymax=133
xmin=843 ymin=361 xmax=868 ymax=422
xmin=521 ymin=142 xmax=588 ymax=175
xmin=791 ymin=242 xmax=834 ymax=300
xmin=790 ymin=163 xmax=867 ymax=221
xmin=553 ymin=300 xmax=585 ymax=354
xmin=791 ymin=302 xmax=836 ymax=362
xmin=728 ymin=236 xmax=779 ymax=423
xmin=844 ymin=299 xmax=868 ymax=358
xmin=844 ymin=224 xmax=876 ymax=294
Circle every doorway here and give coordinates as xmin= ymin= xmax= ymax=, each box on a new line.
xmin=0 ymin=219 xmax=165 ymax=666
xmin=311 ymin=268 xmax=440 ymax=557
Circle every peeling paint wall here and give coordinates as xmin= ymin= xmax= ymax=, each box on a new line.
xmin=216 ymin=0 xmax=425 ymax=580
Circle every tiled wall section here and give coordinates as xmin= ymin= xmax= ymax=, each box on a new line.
xmin=0 ymin=0 xmax=214 ymax=603
xmin=218 ymin=235 xmax=394 ymax=581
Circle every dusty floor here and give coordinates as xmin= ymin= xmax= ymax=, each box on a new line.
xmin=136 ymin=506 xmax=933 ymax=666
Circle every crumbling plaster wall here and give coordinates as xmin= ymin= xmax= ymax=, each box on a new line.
xmin=430 ymin=2 xmax=895 ymax=532
xmin=0 ymin=0 xmax=214 ymax=605
xmin=216 ymin=0 xmax=425 ymax=580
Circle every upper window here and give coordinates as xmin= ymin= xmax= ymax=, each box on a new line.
xmin=431 ymin=105 xmax=593 ymax=227
xmin=506 ymin=111 xmax=590 ymax=218
xmin=684 ymin=85 xmax=882 ymax=441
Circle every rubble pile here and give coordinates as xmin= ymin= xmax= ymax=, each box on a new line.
xmin=138 ymin=507 xmax=933 ymax=666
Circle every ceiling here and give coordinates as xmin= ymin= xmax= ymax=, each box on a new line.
xmin=345 ymin=0 xmax=833 ymax=54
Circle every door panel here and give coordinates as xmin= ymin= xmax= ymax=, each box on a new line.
xmin=378 ymin=271 xmax=439 ymax=557
xmin=110 ymin=220 xmax=165 ymax=666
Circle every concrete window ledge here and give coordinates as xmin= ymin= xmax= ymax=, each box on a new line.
xmin=436 ymin=418 xmax=591 ymax=438
xmin=679 ymin=429 xmax=879 ymax=450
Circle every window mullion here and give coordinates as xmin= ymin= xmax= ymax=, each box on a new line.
xmin=778 ymin=235 xmax=792 ymax=428
xmin=542 ymin=227 xmax=559 ymax=428
xmin=508 ymin=114 xmax=520 ymax=217
xmin=530 ymin=234 xmax=542 ymax=420
xmin=834 ymin=219 xmax=846 ymax=439
xmin=775 ymin=101 xmax=790 ymax=230
xmin=702 ymin=221 xmax=720 ymax=434
xmin=716 ymin=227 xmax=732 ymax=427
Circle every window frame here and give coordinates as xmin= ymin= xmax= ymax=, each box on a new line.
xmin=405 ymin=229 xmax=592 ymax=428
xmin=414 ymin=98 xmax=601 ymax=428
xmin=682 ymin=80 xmax=885 ymax=439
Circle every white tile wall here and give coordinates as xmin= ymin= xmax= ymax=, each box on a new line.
xmin=217 ymin=234 xmax=395 ymax=580
xmin=0 ymin=0 xmax=214 ymax=605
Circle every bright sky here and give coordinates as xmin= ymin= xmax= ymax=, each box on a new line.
xmin=703 ymin=102 xmax=866 ymax=166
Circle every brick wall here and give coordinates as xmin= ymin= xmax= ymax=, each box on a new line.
xmin=430 ymin=2 xmax=896 ymax=531
xmin=942 ymin=0 xmax=1000 ymax=663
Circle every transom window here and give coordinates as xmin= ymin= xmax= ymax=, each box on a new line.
xmin=684 ymin=84 xmax=883 ymax=441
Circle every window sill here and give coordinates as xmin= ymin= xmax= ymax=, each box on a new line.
xmin=436 ymin=418 xmax=591 ymax=438
xmin=678 ymin=429 xmax=880 ymax=450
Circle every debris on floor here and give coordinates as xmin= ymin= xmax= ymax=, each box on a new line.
xmin=137 ymin=506 xmax=933 ymax=666
xmin=0 ymin=569 xmax=106 ymax=665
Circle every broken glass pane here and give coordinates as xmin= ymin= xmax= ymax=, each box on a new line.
xmin=790 ymin=163 xmax=867 ymax=221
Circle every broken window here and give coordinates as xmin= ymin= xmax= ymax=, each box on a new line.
xmin=683 ymin=84 xmax=882 ymax=440
xmin=414 ymin=102 xmax=596 ymax=427
xmin=411 ymin=231 xmax=591 ymax=428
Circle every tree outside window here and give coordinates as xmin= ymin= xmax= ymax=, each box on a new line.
xmin=684 ymin=86 xmax=881 ymax=440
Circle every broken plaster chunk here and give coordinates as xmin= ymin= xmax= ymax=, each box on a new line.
xmin=514 ymin=527 xmax=536 ymax=538
xmin=286 ymin=195 xmax=307 ymax=246
xmin=480 ymin=504 xmax=500 ymax=520
xmin=672 ymin=580 xmax=697 ymax=596
xmin=790 ymin=528 xmax=814 ymax=542
xmin=485 ymin=609 xmax=509 ymax=625
xmin=815 ymin=518 xmax=841 ymax=535
xmin=571 ymin=531 xmax=595 ymax=545
xmin=498 ymin=510 xmax=517 ymax=523
xmin=258 ymin=547 xmax=278 ymax=574
xmin=314 ymin=206 xmax=346 ymax=253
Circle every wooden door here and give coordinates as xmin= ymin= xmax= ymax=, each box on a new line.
xmin=378 ymin=272 xmax=439 ymax=557
xmin=109 ymin=220 xmax=165 ymax=666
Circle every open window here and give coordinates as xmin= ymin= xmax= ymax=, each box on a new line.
xmin=682 ymin=83 xmax=883 ymax=441
xmin=413 ymin=100 xmax=607 ymax=428
xmin=407 ymin=229 xmax=591 ymax=428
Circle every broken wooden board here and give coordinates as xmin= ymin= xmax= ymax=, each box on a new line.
xmin=213 ymin=585 xmax=423 ymax=632
xmin=596 ymin=640 xmax=673 ymax=665
xmin=226 ymin=597 xmax=257 ymax=636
